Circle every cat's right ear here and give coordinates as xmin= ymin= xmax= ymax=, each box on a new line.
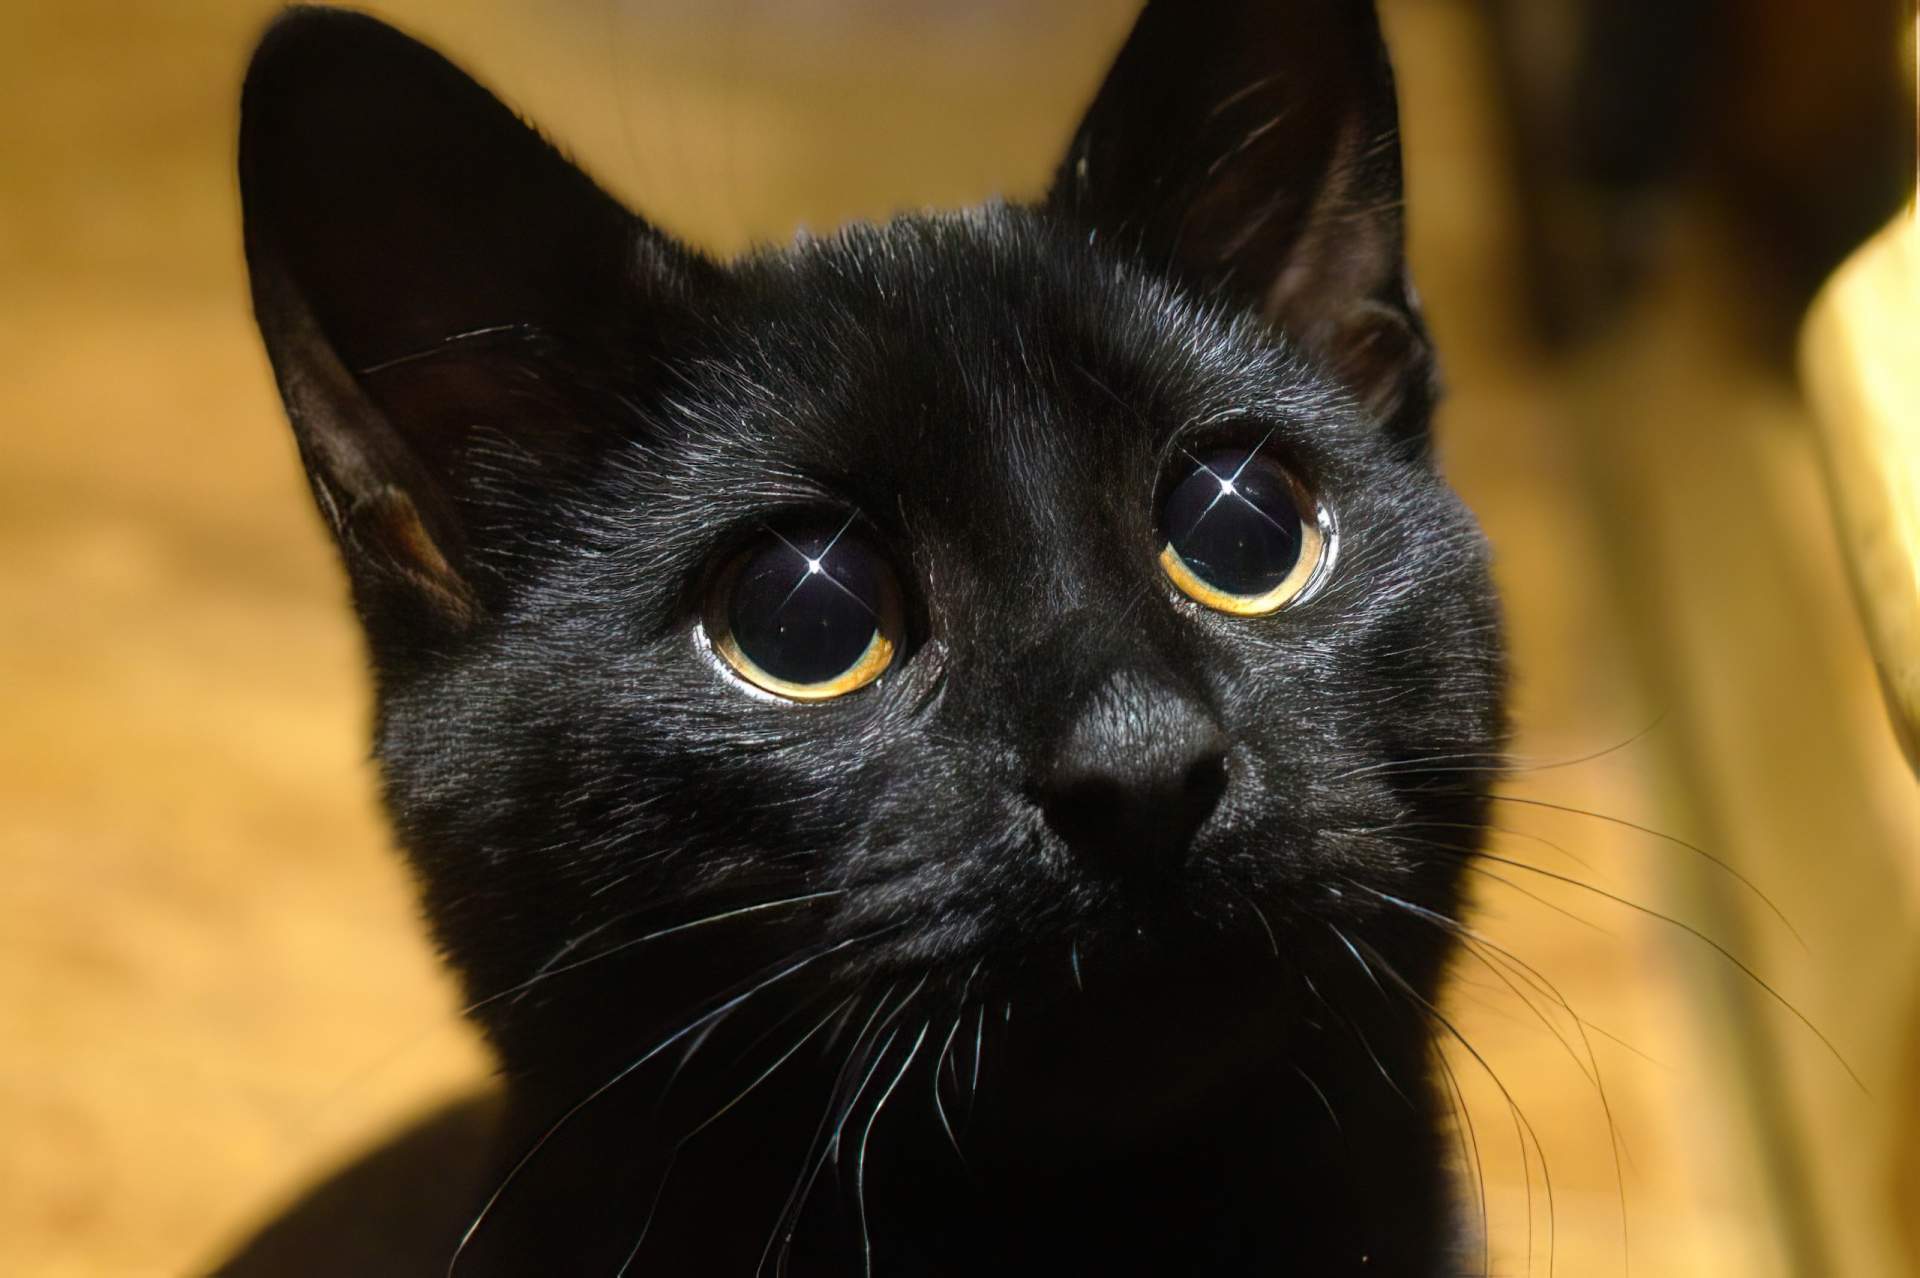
xmin=240 ymin=8 xmax=712 ymax=645
xmin=1049 ymin=0 xmax=1435 ymax=449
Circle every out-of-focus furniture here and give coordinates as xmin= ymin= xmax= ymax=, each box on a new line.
xmin=1801 ymin=156 xmax=1920 ymax=1273
xmin=1802 ymin=200 xmax=1920 ymax=770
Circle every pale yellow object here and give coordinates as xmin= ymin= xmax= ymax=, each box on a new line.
xmin=1802 ymin=200 xmax=1920 ymax=768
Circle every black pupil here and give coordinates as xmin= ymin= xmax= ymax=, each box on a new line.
xmin=1162 ymin=447 xmax=1304 ymax=596
xmin=729 ymin=528 xmax=885 ymax=685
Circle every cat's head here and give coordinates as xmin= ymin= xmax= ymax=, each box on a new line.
xmin=241 ymin=0 xmax=1502 ymax=1124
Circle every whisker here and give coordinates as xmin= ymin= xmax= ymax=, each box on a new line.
xmin=933 ymin=962 xmax=982 ymax=1162
xmin=1233 ymin=888 xmax=1281 ymax=956
xmin=1485 ymin=794 xmax=1801 ymax=946
xmin=1381 ymin=819 xmax=1598 ymax=876
xmin=1296 ymin=962 xmax=1411 ymax=1107
xmin=1291 ymin=1063 xmax=1342 ymax=1133
xmin=761 ymin=986 xmax=893 ymax=1277
xmin=1351 ymin=935 xmax=1558 ymax=1278
xmin=1388 ymin=835 xmax=1864 ymax=1090
xmin=689 ymin=995 xmax=858 ymax=1146
xmin=615 ymin=992 xmax=859 ymax=1275
xmin=477 ymin=891 xmax=844 ymax=1017
xmin=767 ymin=979 xmax=925 ymax=1276
xmin=815 ymin=1031 xmax=902 ymax=1255
xmin=1327 ymin=714 xmax=1666 ymax=784
xmin=1466 ymin=865 xmax=1613 ymax=937
xmin=1377 ymin=874 xmax=1661 ymax=1072
xmin=832 ymin=984 xmax=925 ymax=1167
xmin=968 ymin=1002 xmax=985 ymax=1117
xmin=1431 ymin=1043 xmax=1492 ymax=1277
xmin=857 ymin=1021 xmax=930 ymax=1278
xmin=615 ymin=1147 xmax=679 ymax=1278
xmin=932 ymin=1009 xmax=968 ymax=1163
xmin=1361 ymin=881 xmax=1637 ymax=1268
xmin=451 ymin=925 xmax=892 ymax=1276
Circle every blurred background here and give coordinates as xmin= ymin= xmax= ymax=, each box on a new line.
xmin=1 ymin=1 xmax=1913 ymax=1273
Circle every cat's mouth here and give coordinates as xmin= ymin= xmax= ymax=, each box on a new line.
xmin=840 ymin=861 xmax=1297 ymax=985
xmin=839 ymin=891 xmax=1304 ymax=1055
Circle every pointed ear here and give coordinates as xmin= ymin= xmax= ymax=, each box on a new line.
xmin=1050 ymin=0 xmax=1435 ymax=446
xmin=240 ymin=8 xmax=712 ymax=645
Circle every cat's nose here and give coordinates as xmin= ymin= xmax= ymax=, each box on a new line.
xmin=1037 ymin=670 xmax=1228 ymax=874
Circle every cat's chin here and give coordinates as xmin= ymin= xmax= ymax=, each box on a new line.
xmin=869 ymin=925 xmax=1307 ymax=1157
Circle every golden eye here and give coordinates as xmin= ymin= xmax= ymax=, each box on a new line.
xmin=1158 ymin=445 xmax=1329 ymax=616
xmin=705 ymin=520 xmax=904 ymax=701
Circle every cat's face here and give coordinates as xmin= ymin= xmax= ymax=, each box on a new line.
xmin=242 ymin=0 xmax=1503 ymax=1130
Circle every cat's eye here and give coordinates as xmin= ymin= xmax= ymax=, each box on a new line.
xmin=1158 ymin=443 xmax=1329 ymax=616
xmin=705 ymin=519 xmax=905 ymax=701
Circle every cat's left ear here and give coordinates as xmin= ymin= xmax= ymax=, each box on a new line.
xmin=1050 ymin=0 xmax=1435 ymax=448
xmin=240 ymin=8 xmax=715 ymax=647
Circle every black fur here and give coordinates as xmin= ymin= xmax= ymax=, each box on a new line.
xmin=235 ymin=3 xmax=1506 ymax=1273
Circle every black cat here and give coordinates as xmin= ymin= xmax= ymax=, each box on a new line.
xmin=227 ymin=1 xmax=1505 ymax=1273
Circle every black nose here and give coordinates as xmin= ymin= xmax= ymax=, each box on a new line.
xmin=1037 ymin=669 xmax=1229 ymax=874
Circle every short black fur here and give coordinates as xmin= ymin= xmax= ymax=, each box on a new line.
xmin=234 ymin=3 xmax=1506 ymax=1274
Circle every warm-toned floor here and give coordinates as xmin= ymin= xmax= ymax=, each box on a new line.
xmin=3 ymin=2 xmax=1915 ymax=1275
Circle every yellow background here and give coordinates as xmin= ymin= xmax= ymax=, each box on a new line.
xmin=2 ymin=1 xmax=1915 ymax=1274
